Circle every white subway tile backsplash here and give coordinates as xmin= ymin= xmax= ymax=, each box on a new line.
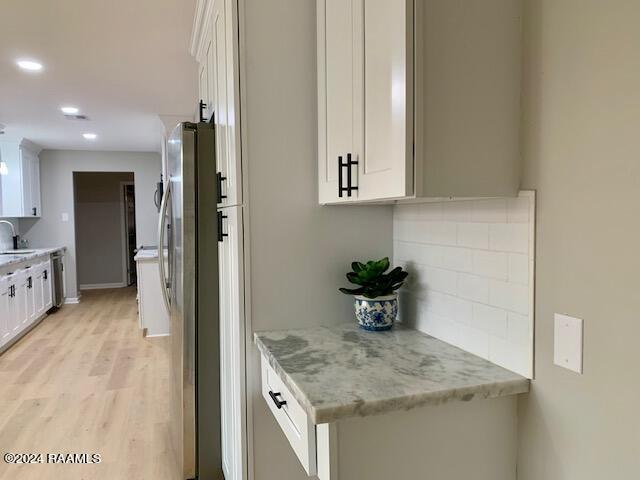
xmin=457 ymin=223 xmax=489 ymax=249
xmin=442 ymin=201 xmax=473 ymax=222
xmin=393 ymin=192 xmax=535 ymax=378
xmin=489 ymin=223 xmax=529 ymax=253
xmin=473 ymin=303 xmax=508 ymax=338
xmin=457 ymin=273 xmax=489 ymax=303
xmin=394 ymin=219 xmax=457 ymax=246
xmin=489 ymin=336 xmax=532 ymax=377
xmin=421 ymin=266 xmax=458 ymax=295
xmin=454 ymin=298 xmax=474 ymax=325
xmin=508 ymin=253 xmax=529 ymax=284
xmin=472 ymin=250 xmax=508 ymax=280
xmin=507 ymin=196 xmax=531 ymax=223
xmin=489 ymin=280 xmax=529 ymax=315
xmin=457 ymin=324 xmax=490 ymax=358
xmin=471 ymin=199 xmax=508 ymax=223
xmin=507 ymin=312 xmax=531 ymax=345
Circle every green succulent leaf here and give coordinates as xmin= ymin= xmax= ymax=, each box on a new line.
xmin=339 ymin=257 xmax=408 ymax=297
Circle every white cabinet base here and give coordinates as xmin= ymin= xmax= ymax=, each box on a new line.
xmin=260 ymin=348 xmax=518 ymax=480
xmin=135 ymin=258 xmax=170 ymax=337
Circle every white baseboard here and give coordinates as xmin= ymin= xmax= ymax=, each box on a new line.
xmin=64 ymin=296 xmax=81 ymax=304
xmin=79 ymin=282 xmax=127 ymax=290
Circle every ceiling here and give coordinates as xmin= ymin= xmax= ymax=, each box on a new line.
xmin=0 ymin=0 xmax=198 ymax=152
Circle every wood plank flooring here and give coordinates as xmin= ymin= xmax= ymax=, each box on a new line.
xmin=0 ymin=287 xmax=177 ymax=480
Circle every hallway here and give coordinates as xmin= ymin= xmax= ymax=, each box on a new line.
xmin=0 ymin=288 xmax=175 ymax=480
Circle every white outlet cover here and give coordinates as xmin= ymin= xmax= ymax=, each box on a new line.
xmin=554 ymin=313 xmax=584 ymax=374
xmin=61 ymin=213 xmax=69 ymax=222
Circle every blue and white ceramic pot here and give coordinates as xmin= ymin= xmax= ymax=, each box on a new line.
xmin=354 ymin=294 xmax=398 ymax=331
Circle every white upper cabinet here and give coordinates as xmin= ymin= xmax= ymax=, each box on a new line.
xmin=317 ymin=0 xmax=523 ymax=204
xmin=193 ymin=0 xmax=242 ymax=208
xmin=0 ymin=139 xmax=42 ymax=217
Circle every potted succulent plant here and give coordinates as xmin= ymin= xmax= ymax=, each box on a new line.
xmin=339 ymin=257 xmax=408 ymax=331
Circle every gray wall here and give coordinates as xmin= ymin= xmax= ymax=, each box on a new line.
xmin=74 ymin=172 xmax=134 ymax=287
xmin=518 ymin=0 xmax=640 ymax=478
xmin=241 ymin=1 xmax=393 ymax=478
xmin=20 ymin=150 xmax=161 ymax=299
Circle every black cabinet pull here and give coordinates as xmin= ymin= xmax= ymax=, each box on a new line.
xmin=216 ymin=172 xmax=228 ymax=204
xmin=43 ymin=270 xmax=48 ymax=280
xmin=338 ymin=154 xmax=358 ymax=198
xmin=217 ymin=211 xmax=229 ymax=242
xmin=268 ymin=391 xmax=287 ymax=409
xmin=338 ymin=155 xmax=351 ymax=197
xmin=32 ymin=207 xmax=37 ymax=216
xmin=27 ymin=277 xmax=32 ymax=289
xmin=199 ymin=99 xmax=207 ymax=122
xmin=346 ymin=153 xmax=359 ymax=197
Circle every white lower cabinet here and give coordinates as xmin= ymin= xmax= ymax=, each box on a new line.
xmin=219 ymin=205 xmax=246 ymax=480
xmin=135 ymin=255 xmax=170 ymax=337
xmin=0 ymin=256 xmax=55 ymax=351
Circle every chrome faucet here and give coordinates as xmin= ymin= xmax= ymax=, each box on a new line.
xmin=0 ymin=220 xmax=18 ymax=250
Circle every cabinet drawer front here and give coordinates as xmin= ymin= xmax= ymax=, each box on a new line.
xmin=260 ymin=356 xmax=317 ymax=476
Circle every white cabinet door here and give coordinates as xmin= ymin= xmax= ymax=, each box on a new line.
xmin=0 ymin=143 xmax=24 ymax=217
xmin=317 ymin=0 xmax=363 ymax=204
xmin=0 ymin=141 xmax=41 ymax=217
xmin=12 ymin=271 xmax=28 ymax=332
xmin=33 ymin=263 xmax=45 ymax=318
xmin=218 ymin=205 xmax=246 ymax=480
xmin=42 ymin=261 xmax=53 ymax=311
xmin=199 ymin=31 xmax=212 ymax=121
xmin=0 ymin=276 xmax=11 ymax=346
xmin=18 ymin=269 xmax=36 ymax=328
xmin=359 ymin=0 xmax=413 ymax=201
xmin=5 ymin=273 xmax=20 ymax=338
xmin=29 ymin=153 xmax=41 ymax=217
xmin=209 ymin=0 xmax=241 ymax=208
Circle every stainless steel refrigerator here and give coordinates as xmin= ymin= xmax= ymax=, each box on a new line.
xmin=158 ymin=122 xmax=222 ymax=480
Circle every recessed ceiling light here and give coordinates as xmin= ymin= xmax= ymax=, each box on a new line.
xmin=83 ymin=133 xmax=97 ymax=140
xmin=16 ymin=59 xmax=43 ymax=72
xmin=61 ymin=106 xmax=79 ymax=115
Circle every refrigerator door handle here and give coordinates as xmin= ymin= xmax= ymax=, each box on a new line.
xmin=158 ymin=179 xmax=172 ymax=312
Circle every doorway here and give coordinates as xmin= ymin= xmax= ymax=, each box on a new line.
xmin=73 ymin=172 xmax=136 ymax=290
xmin=121 ymin=182 xmax=137 ymax=285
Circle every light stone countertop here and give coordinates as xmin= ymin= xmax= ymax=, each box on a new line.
xmin=255 ymin=322 xmax=530 ymax=424
xmin=0 ymin=247 xmax=66 ymax=270
xmin=134 ymin=248 xmax=159 ymax=261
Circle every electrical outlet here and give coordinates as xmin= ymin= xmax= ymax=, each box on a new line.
xmin=554 ymin=313 xmax=583 ymax=374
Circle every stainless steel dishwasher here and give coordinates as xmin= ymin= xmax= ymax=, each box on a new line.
xmin=51 ymin=252 xmax=64 ymax=309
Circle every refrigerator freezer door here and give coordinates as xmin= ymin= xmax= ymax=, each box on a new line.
xmin=167 ymin=123 xmax=197 ymax=479
xmin=166 ymin=122 xmax=222 ymax=480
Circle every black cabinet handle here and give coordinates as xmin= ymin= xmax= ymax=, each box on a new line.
xmin=32 ymin=207 xmax=37 ymax=216
xmin=346 ymin=153 xmax=359 ymax=197
xmin=27 ymin=277 xmax=32 ymax=289
xmin=268 ymin=391 xmax=287 ymax=409
xmin=216 ymin=172 xmax=228 ymax=204
xmin=199 ymin=99 xmax=207 ymax=122
xmin=43 ymin=270 xmax=48 ymax=280
xmin=217 ymin=211 xmax=229 ymax=242
xmin=338 ymin=156 xmax=346 ymax=197
xmin=338 ymin=154 xmax=359 ymax=198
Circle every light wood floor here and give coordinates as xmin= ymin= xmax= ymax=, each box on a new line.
xmin=0 ymin=287 xmax=176 ymax=480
